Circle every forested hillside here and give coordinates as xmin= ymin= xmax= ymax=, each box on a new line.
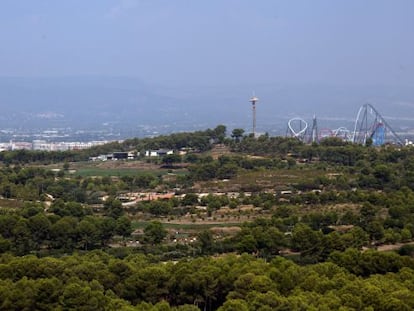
xmin=1 ymin=127 xmax=414 ymax=310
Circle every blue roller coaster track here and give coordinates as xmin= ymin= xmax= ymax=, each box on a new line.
xmin=352 ymin=103 xmax=404 ymax=146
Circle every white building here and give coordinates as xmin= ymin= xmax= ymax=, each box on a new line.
xmin=145 ymin=149 xmax=174 ymax=157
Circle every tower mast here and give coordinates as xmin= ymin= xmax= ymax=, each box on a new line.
xmin=311 ymin=114 xmax=318 ymax=143
xmin=249 ymin=95 xmax=259 ymax=137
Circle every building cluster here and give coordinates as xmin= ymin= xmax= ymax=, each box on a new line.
xmin=89 ymin=152 xmax=136 ymax=161
xmin=91 ymin=149 xmax=176 ymax=162
xmin=0 ymin=140 xmax=110 ymax=152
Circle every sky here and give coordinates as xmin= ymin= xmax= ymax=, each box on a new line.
xmin=1 ymin=0 xmax=413 ymax=87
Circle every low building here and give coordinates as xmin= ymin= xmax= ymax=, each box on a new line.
xmin=90 ymin=151 xmax=135 ymax=161
xmin=11 ymin=141 xmax=32 ymax=150
xmin=113 ymin=152 xmax=129 ymax=160
xmin=145 ymin=149 xmax=174 ymax=157
xmin=0 ymin=143 xmax=10 ymax=152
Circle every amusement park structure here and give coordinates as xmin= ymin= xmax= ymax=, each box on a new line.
xmin=352 ymin=103 xmax=404 ymax=145
xmin=286 ymin=103 xmax=404 ymax=146
xmin=286 ymin=117 xmax=308 ymax=141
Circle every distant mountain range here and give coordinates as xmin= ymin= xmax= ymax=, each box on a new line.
xmin=0 ymin=76 xmax=413 ymax=134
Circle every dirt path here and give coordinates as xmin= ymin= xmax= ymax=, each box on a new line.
xmin=374 ymin=241 xmax=414 ymax=252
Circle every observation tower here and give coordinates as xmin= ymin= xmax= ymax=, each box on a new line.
xmin=250 ymin=95 xmax=259 ymax=137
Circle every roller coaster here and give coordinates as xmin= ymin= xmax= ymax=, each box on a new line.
xmin=352 ymin=103 xmax=404 ymax=145
xmin=286 ymin=103 xmax=404 ymax=146
xmin=286 ymin=117 xmax=308 ymax=141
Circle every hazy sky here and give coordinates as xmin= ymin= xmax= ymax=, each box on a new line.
xmin=1 ymin=0 xmax=413 ymax=86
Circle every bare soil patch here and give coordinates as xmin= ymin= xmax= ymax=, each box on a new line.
xmin=375 ymin=241 xmax=414 ymax=252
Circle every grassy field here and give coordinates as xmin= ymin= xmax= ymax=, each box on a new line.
xmin=0 ymin=198 xmax=24 ymax=209
xmin=132 ymin=221 xmax=243 ymax=230
xmin=194 ymin=167 xmax=330 ymax=193
xmin=63 ymin=160 xmax=188 ymax=177
xmin=74 ymin=168 xmax=167 ymax=177
xmin=234 ymin=167 xmax=325 ymax=186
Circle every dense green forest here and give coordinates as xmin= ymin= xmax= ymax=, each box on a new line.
xmin=2 ymin=251 xmax=414 ymax=310
xmin=2 ymin=126 xmax=414 ymax=310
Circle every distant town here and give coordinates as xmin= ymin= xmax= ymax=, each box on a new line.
xmin=0 ymin=139 xmax=111 ymax=152
xmin=0 ymin=126 xmax=176 ymax=152
xmin=0 ymin=124 xmax=214 ymax=151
